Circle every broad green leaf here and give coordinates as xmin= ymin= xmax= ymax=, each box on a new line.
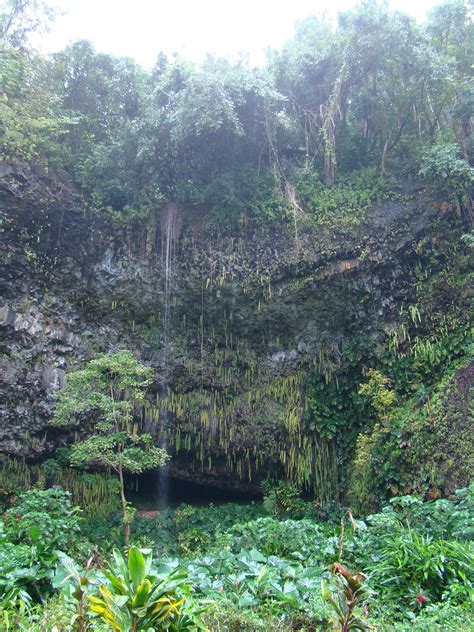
xmin=128 ymin=547 xmax=147 ymax=591
xmin=132 ymin=578 xmax=152 ymax=608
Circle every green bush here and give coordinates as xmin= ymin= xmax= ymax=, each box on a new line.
xmin=419 ymin=143 xmax=473 ymax=199
xmin=130 ymin=502 xmax=266 ymax=558
xmin=1 ymin=490 xmax=473 ymax=630
xmin=3 ymin=488 xmax=81 ymax=553
xmin=365 ymin=528 xmax=472 ymax=604
xmin=296 ymin=168 xmax=395 ymax=231
xmin=88 ymin=547 xmax=206 ymax=630
xmin=0 ymin=489 xmax=82 ymax=608
xmin=262 ymin=480 xmax=308 ymax=519
xmin=387 ymin=486 xmax=474 ymax=541
xmin=216 ymin=516 xmax=332 ymax=560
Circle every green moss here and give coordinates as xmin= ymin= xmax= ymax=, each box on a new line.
xmin=350 ymin=353 xmax=473 ymax=510
xmin=0 ymin=455 xmax=120 ymax=515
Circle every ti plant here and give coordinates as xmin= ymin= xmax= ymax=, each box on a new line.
xmin=88 ymin=547 xmax=198 ymax=631
xmin=54 ymin=551 xmax=95 ymax=631
xmin=321 ymin=562 xmax=372 ymax=631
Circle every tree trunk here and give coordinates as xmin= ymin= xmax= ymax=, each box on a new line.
xmin=118 ymin=465 xmax=130 ymax=543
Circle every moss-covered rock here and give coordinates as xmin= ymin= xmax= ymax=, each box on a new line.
xmin=1 ymin=161 xmax=471 ymax=501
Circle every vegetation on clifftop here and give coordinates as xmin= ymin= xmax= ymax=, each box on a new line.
xmin=1 ymin=0 xmax=472 ymax=229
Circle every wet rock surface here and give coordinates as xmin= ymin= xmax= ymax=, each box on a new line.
xmin=0 ymin=161 xmax=442 ymax=488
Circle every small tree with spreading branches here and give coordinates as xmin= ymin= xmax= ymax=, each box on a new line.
xmin=51 ymin=350 xmax=168 ymax=541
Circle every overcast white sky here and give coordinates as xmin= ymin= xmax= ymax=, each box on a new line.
xmin=35 ymin=0 xmax=440 ymax=67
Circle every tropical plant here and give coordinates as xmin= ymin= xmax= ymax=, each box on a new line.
xmin=216 ymin=516 xmax=332 ymax=561
xmin=366 ymin=527 xmax=473 ymax=604
xmin=419 ymin=143 xmax=473 ymax=216
xmin=0 ymin=540 xmax=39 ymax=607
xmin=53 ymin=551 xmax=95 ymax=632
xmin=321 ymin=563 xmax=372 ymax=631
xmin=51 ymin=350 xmax=169 ymax=541
xmin=358 ymin=369 xmax=395 ymax=419
xmin=261 ymin=479 xmax=307 ymax=519
xmin=88 ymin=546 xmax=206 ymax=631
xmin=0 ymin=489 xmax=82 ymax=607
xmin=2 ymin=488 xmax=81 ymax=553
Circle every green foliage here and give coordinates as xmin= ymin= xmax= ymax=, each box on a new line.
xmin=348 ymin=487 xmax=474 ymax=612
xmin=0 ymin=48 xmax=70 ymax=162
xmin=216 ymin=517 xmax=331 ymax=561
xmin=130 ymin=502 xmax=266 ymax=558
xmin=166 ymin=548 xmax=323 ymax=616
xmin=387 ymin=486 xmax=474 ymax=541
xmin=261 ymin=479 xmax=307 ymax=519
xmin=374 ymin=600 xmax=473 ymax=631
xmin=1 ymin=490 xmax=473 ymax=630
xmin=367 ymin=529 xmax=472 ymax=605
xmin=0 ymin=453 xmax=121 ymax=518
xmin=52 ymin=350 xmax=168 ymax=541
xmin=0 ymin=488 xmax=82 ymax=606
xmin=1 ymin=4 xmax=474 ymax=626
xmin=2 ymin=0 xmax=472 ymax=226
xmin=321 ymin=563 xmax=371 ymax=631
xmin=305 ymin=367 xmax=366 ymax=440
xmin=69 ymin=432 xmax=167 ymax=476
xmin=176 ymin=527 xmax=211 ymax=558
xmin=347 ymin=429 xmax=382 ymax=515
xmin=52 ymin=551 xmax=94 ymax=632
xmin=3 ymin=488 xmax=80 ymax=553
xmin=52 ymin=350 xmax=153 ymax=427
xmin=0 ymin=539 xmax=43 ymax=608
xmin=296 ymin=168 xmax=394 ymax=231
xmin=0 ymin=455 xmax=41 ymax=509
xmin=80 ymin=511 xmax=125 ymax=553
xmin=88 ymin=547 xmax=206 ymax=631
xmin=358 ymin=369 xmax=396 ymax=417
xmin=52 ymin=467 xmax=121 ymax=517
xmin=419 ymin=143 xmax=473 ymax=213
xmin=351 ymin=353 xmax=473 ymax=507
xmin=419 ymin=143 xmax=473 ymax=190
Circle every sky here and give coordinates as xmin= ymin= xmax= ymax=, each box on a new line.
xmin=33 ymin=0 xmax=440 ymax=67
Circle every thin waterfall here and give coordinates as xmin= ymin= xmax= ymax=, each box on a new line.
xmin=163 ymin=203 xmax=179 ymax=339
xmin=157 ymin=391 xmax=169 ymax=508
xmin=157 ymin=203 xmax=180 ymax=508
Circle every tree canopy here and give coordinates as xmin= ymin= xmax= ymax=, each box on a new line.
xmin=52 ymin=350 xmax=168 ymax=540
xmin=1 ymin=0 xmax=472 ymax=226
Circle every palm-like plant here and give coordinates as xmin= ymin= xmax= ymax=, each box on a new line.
xmin=321 ymin=562 xmax=372 ymax=631
xmin=88 ymin=547 xmax=192 ymax=631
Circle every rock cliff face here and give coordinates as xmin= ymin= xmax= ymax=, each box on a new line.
xmin=0 ymin=161 xmax=452 ymax=494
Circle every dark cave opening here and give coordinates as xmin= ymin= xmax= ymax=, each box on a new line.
xmin=126 ymin=469 xmax=261 ymax=510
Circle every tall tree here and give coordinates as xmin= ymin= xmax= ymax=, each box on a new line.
xmin=52 ymin=351 xmax=168 ymax=542
xmin=0 ymin=0 xmax=56 ymax=48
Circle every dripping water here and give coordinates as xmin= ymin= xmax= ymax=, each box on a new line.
xmin=163 ymin=203 xmax=179 ymax=339
xmin=157 ymin=394 xmax=169 ymax=508
xmin=156 ymin=203 xmax=180 ymax=508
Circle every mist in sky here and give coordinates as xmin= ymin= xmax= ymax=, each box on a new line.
xmin=36 ymin=0 xmax=440 ymax=66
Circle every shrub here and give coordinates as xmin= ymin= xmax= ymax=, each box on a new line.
xmin=366 ymin=528 xmax=473 ymax=604
xmin=88 ymin=547 xmax=206 ymax=630
xmin=0 ymin=488 xmax=83 ymax=608
xmin=216 ymin=516 xmax=332 ymax=561
xmin=261 ymin=480 xmax=307 ymax=519
xmin=419 ymin=143 xmax=473 ymax=196
xmin=3 ymin=488 xmax=81 ymax=553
